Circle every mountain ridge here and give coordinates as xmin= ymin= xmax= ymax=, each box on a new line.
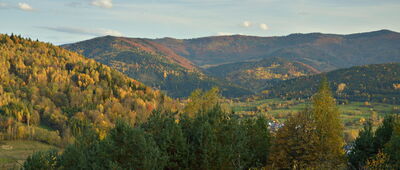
xmin=152 ymin=29 xmax=400 ymax=70
xmin=62 ymin=36 xmax=252 ymax=98
xmin=63 ymin=29 xmax=400 ymax=98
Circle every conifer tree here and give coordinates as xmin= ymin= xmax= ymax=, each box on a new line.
xmin=141 ymin=111 xmax=189 ymax=169
xmin=348 ymin=121 xmax=375 ymax=169
xmin=383 ymin=115 xmax=400 ymax=165
xmin=311 ymin=78 xmax=345 ymax=167
xmin=373 ymin=114 xmax=396 ymax=152
xmin=349 ymin=114 xmax=400 ymax=169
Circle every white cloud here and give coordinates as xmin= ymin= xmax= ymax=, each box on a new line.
xmin=0 ymin=2 xmax=7 ymax=8
xmin=242 ymin=21 xmax=252 ymax=28
xmin=217 ymin=32 xmax=234 ymax=36
xmin=217 ymin=32 xmax=243 ymax=36
xmin=260 ymin=23 xmax=269 ymax=30
xmin=41 ymin=26 xmax=123 ymax=37
xmin=100 ymin=29 xmax=123 ymax=36
xmin=18 ymin=2 xmax=33 ymax=11
xmin=91 ymin=0 xmax=113 ymax=8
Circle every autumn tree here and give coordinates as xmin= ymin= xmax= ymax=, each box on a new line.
xmin=183 ymin=87 xmax=221 ymax=117
xmin=0 ymin=34 xmax=177 ymax=144
xmin=270 ymin=109 xmax=320 ymax=169
xmin=311 ymin=78 xmax=345 ymax=167
xmin=270 ymin=78 xmax=345 ymax=169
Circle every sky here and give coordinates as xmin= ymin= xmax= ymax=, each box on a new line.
xmin=1 ymin=0 xmax=399 ymax=44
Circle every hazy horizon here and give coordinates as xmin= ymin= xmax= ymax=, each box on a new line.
xmin=1 ymin=0 xmax=400 ymax=44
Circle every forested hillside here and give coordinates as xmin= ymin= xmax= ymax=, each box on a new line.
xmin=63 ymin=30 xmax=400 ymax=98
xmin=262 ymin=63 xmax=400 ymax=104
xmin=155 ymin=30 xmax=400 ymax=72
xmin=206 ymin=57 xmax=320 ymax=90
xmin=63 ymin=36 xmax=252 ymax=98
xmin=0 ymin=34 xmax=178 ymax=146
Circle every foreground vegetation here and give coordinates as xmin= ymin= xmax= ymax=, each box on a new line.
xmin=24 ymin=89 xmax=270 ymax=169
xmin=23 ymin=79 xmax=400 ymax=169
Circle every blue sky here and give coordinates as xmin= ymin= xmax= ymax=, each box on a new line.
xmin=1 ymin=0 xmax=399 ymax=44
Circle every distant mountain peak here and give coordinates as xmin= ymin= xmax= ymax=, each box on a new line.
xmin=374 ymin=29 xmax=397 ymax=33
xmin=345 ymin=29 xmax=399 ymax=38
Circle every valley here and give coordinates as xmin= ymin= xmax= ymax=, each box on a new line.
xmin=1 ymin=30 xmax=399 ymax=169
xmin=3 ymin=0 xmax=400 ymax=168
xmin=229 ymin=98 xmax=399 ymax=140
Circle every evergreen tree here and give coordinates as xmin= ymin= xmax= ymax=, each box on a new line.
xmin=180 ymin=106 xmax=220 ymax=169
xmin=141 ymin=111 xmax=189 ymax=169
xmin=348 ymin=121 xmax=376 ymax=169
xmin=373 ymin=114 xmax=396 ymax=152
xmin=101 ymin=120 xmax=165 ymax=169
xmin=348 ymin=114 xmax=400 ymax=169
xmin=24 ymin=149 xmax=60 ymax=170
xmin=181 ymin=104 xmax=271 ymax=169
xmin=242 ymin=115 xmax=270 ymax=167
xmin=25 ymin=121 xmax=165 ymax=170
xmin=60 ymin=128 xmax=103 ymax=169
xmin=383 ymin=115 xmax=400 ymax=165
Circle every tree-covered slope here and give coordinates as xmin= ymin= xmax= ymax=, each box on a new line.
xmin=155 ymin=30 xmax=400 ymax=72
xmin=63 ymin=30 xmax=400 ymax=98
xmin=0 ymin=34 xmax=178 ymax=145
xmin=262 ymin=63 xmax=400 ymax=104
xmin=206 ymin=57 xmax=320 ymax=91
xmin=63 ymin=36 xmax=252 ymax=98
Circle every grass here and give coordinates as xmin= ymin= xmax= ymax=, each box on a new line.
xmin=0 ymin=140 xmax=57 ymax=169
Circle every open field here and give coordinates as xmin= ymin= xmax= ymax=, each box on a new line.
xmin=0 ymin=140 xmax=57 ymax=169
xmin=230 ymin=98 xmax=399 ymax=132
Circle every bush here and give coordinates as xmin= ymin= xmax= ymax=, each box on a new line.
xmin=24 ymin=149 xmax=60 ymax=170
xmin=32 ymin=127 xmax=62 ymax=146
